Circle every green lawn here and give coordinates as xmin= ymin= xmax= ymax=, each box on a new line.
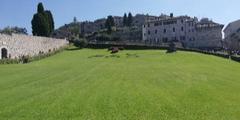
xmin=0 ymin=49 xmax=240 ymax=120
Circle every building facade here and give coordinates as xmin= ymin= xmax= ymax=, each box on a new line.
xmin=142 ymin=15 xmax=223 ymax=49
xmin=194 ymin=18 xmax=224 ymax=48
xmin=223 ymin=19 xmax=240 ymax=50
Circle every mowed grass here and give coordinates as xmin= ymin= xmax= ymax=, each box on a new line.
xmin=0 ymin=49 xmax=240 ymax=120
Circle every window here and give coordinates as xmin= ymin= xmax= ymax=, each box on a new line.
xmin=143 ymin=25 xmax=145 ymax=28
xmin=181 ymin=19 xmax=184 ymax=23
xmin=164 ymin=29 xmax=167 ymax=33
xmin=181 ymin=27 xmax=184 ymax=31
xmin=172 ymin=37 xmax=177 ymax=42
xmin=148 ymin=24 xmax=150 ymax=27
xmin=180 ymin=36 xmax=186 ymax=41
xmin=148 ymin=30 xmax=151 ymax=35
xmin=173 ymin=27 xmax=175 ymax=32
xmin=155 ymin=30 xmax=158 ymax=34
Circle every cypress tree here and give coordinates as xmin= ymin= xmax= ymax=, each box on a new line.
xmin=37 ymin=3 xmax=44 ymax=13
xmin=31 ymin=2 xmax=54 ymax=37
xmin=105 ymin=16 xmax=115 ymax=33
xmin=123 ymin=13 xmax=127 ymax=26
xmin=127 ymin=12 xmax=133 ymax=27
xmin=45 ymin=10 xmax=55 ymax=33
xmin=32 ymin=13 xmax=50 ymax=36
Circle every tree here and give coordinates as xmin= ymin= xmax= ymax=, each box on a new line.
xmin=0 ymin=26 xmax=28 ymax=35
xmin=73 ymin=38 xmax=88 ymax=49
xmin=105 ymin=15 xmax=115 ymax=33
xmin=127 ymin=12 xmax=133 ymax=27
xmin=166 ymin=42 xmax=177 ymax=53
xmin=45 ymin=10 xmax=55 ymax=34
xmin=73 ymin=17 xmax=77 ymax=23
xmin=37 ymin=2 xmax=44 ymax=13
xmin=32 ymin=13 xmax=50 ymax=36
xmin=123 ymin=13 xmax=128 ymax=26
xmin=31 ymin=2 xmax=55 ymax=37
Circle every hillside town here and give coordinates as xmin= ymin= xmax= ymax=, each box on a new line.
xmin=1 ymin=1 xmax=240 ymax=120
xmin=53 ymin=13 xmax=238 ymax=51
xmin=1 ymin=2 xmax=240 ymax=60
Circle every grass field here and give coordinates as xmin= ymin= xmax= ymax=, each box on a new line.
xmin=0 ymin=49 xmax=240 ymax=120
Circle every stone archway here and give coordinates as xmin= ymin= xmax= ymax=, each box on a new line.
xmin=1 ymin=48 xmax=8 ymax=59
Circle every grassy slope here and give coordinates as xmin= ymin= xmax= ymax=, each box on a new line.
xmin=0 ymin=49 xmax=239 ymax=120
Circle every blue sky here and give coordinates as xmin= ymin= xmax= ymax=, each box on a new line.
xmin=0 ymin=0 xmax=239 ymax=34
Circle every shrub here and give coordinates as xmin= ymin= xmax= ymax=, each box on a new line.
xmin=166 ymin=42 xmax=177 ymax=53
xmin=111 ymin=47 xmax=119 ymax=54
xmin=0 ymin=46 xmax=67 ymax=64
xmin=96 ymin=34 xmax=111 ymax=41
xmin=73 ymin=38 xmax=88 ymax=48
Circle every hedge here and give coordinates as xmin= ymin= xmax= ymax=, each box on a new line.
xmin=87 ymin=43 xmax=240 ymax=62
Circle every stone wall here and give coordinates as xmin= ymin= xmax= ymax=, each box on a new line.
xmin=193 ymin=27 xmax=223 ymax=48
xmin=0 ymin=34 xmax=68 ymax=59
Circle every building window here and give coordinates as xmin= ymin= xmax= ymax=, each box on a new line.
xmin=155 ymin=30 xmax=158 ymax=34
xmin=180 ymin=36 xmax=186 ymax=41
xmin=143 ymin=25 xmax=145 ymax=28
xmin=172 ymin=37 xmax=177 ymax=42
xmin=181 ymin=19 xmax=184 ymax=23
xmin=181 ymin=27 xmax=184 ymax=31
xmin=173 ymin=27 xmax=175 ymax=32
xmin=164 ymin=29 xmax=167 ymax=33
xmin=148 ymin=24 xmax=150 ymax=27
xmin=148 ymin=30 xmax=151 ymax=35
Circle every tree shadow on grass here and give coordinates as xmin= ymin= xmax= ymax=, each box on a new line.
xmin=66 ymin=47 xmax=82 ymax=51
xmin=126 ymin=53 xmax=140 ymax=58
xmin=88 ymin=55 xmax=105 ymax=58
xmin=88 ymin=54 xmax=121 ymax=59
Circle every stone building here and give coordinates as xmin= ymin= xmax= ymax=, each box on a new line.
xmin=113 ymin=16 xmax=123 ymax=27
xmin=94 ymin=18 xmax=107 ymax=30
xmin=142 ymin=14 xmax=223 ymax=49
xmin=142 ymin=15 xmax=198 ymax=46
xmin=80 ymin=21 xmax=98 ymax=34
xmin=133 ymin=14 xmax=159 ymax=27
xmin=223 ymin=19 xmax=240 ymax=50
xmin=0 ymin=34 xmax=68 ymax=59
xmin=193 ymin=18 xmax=224 ymax=49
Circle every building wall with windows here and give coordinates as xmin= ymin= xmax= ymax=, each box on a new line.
xmin=142 ymin=15 xmax=223 ymax=49
xmin=223 ymin=19 xmax=240 ymax=50
xmin=142 ymin=16 xmax=197 ymax=46
xmin=193 ymin=20 xmax=223 ymax=48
